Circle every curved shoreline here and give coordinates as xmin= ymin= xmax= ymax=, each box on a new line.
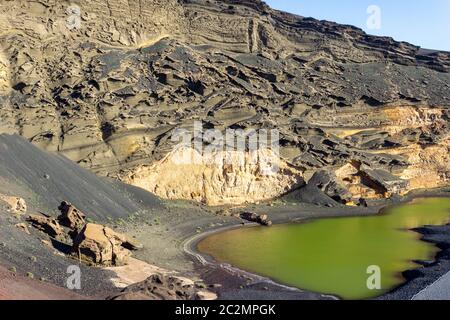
xmin=183 ymin=190 xmax=450 ymax=300
xmin=183 ymin=222 xmax=339 ymax=300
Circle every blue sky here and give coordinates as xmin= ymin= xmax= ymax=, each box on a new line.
xmin=265 ymin=0 xmax=450 ymax=51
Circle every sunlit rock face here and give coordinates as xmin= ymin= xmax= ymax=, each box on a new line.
xmin=0 ymin=0 xmax=449 ymax=204
xmin=123 ymin=147 xmax=304 ymax=206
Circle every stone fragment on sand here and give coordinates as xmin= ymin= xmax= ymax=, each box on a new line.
xmin=240 ymin=212 xmax=273 ymax=226
xmin=41 ymin=239 xmax=51 ymax=246
xmin=241 ymin=212 xmax=258 ymax=222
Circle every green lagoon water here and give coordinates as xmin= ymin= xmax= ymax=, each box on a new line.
xmin=198 ymin=198 xmax=450 ymax=299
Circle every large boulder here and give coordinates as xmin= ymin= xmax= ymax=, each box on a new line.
xmin=240 ymin=212 xmax=273 ymax=226
xmin=72 ymin=223 xmax=140 ymax=266
xmin=57 ymin=201 xmax=86 ymax=236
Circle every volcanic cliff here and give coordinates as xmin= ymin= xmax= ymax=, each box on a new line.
xmin=0 ymin=0 xmax=448 ymax=205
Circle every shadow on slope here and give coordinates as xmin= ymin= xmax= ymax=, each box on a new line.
xmin=0 ymin=134 xmax=162 ymax=221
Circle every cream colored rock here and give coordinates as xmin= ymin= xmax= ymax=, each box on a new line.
xmin=0 ymin=194 xmax=27 ymax=214
xmin=105 ymin=257 xmax=169 ymax=288
xmin=57 ymin=201 xmax=86 ymax=231
xmin=124 ymin=147 xmax=304 ymax=206
xmin=335 ymin=163 xmax=359 ymax=179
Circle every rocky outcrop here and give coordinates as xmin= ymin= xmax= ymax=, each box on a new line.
xmin=124 ymin=147 xmax=304 ymax=205
xmin=110 ymin=273 xmax=216 ymax=300
xmin=73 ymin=223 xmax=140 ymax=266
xmin=307 ymin=170 xmax=354 ymax=204
xmin=25 ymin=202 xmax=87 ymax=242
xmin=18 ymin=200 xmax=142 ymax=267
xmin=240 ymin=212 xmax=272 ymax=226
xmin=26 ymin=214 xmax=65 ymax=241
xmin=0 ymin=0 xmax=448 ymax=204
xmin=359 ymin=166 xmax=409 ymax=196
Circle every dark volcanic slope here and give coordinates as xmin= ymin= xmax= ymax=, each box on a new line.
xmin=0 ymin=134 xmax=161 ymax=221
xmin=0 ymin=133 xmax=163 ymax=296
xmin=0 ymin=0 xmax=448 ymax=204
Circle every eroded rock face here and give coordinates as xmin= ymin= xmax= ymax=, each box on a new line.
xmin=299 ymin=160 xmax=415 ymax=206
xmin=73 ymin=223 xmax=138 ymax=266
xmin=0 ymin=194 xmax=27 ymax=214
xmin=240 ymin=212 xmax=272 ymax=226
xmin=0 ymin=49 xmax=9 ymax=95
xmin=381 ymin=140 xmax=450 ymax=190
xmin=0 ymin=0 xmax=449 ymax=204
xmin=57 ymin=201 xmax=86 ymax=232
xmin=110 ymin=273 xmax=215 ymax=300
xmin=123 ymin=147 xmax=304 ymax=205
xmin=308 ymin=170 xmax=354 ymax=204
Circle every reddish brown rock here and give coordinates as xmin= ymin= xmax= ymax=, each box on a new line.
xmin=73 ymin=223 xmax=136 ymax=266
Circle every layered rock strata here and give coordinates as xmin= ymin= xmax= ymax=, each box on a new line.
xmin=0 ymin=0 xmax=448 ymax=204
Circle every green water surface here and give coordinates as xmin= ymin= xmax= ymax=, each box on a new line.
xmin=197 ymin=198 xmax=450 ymax=299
